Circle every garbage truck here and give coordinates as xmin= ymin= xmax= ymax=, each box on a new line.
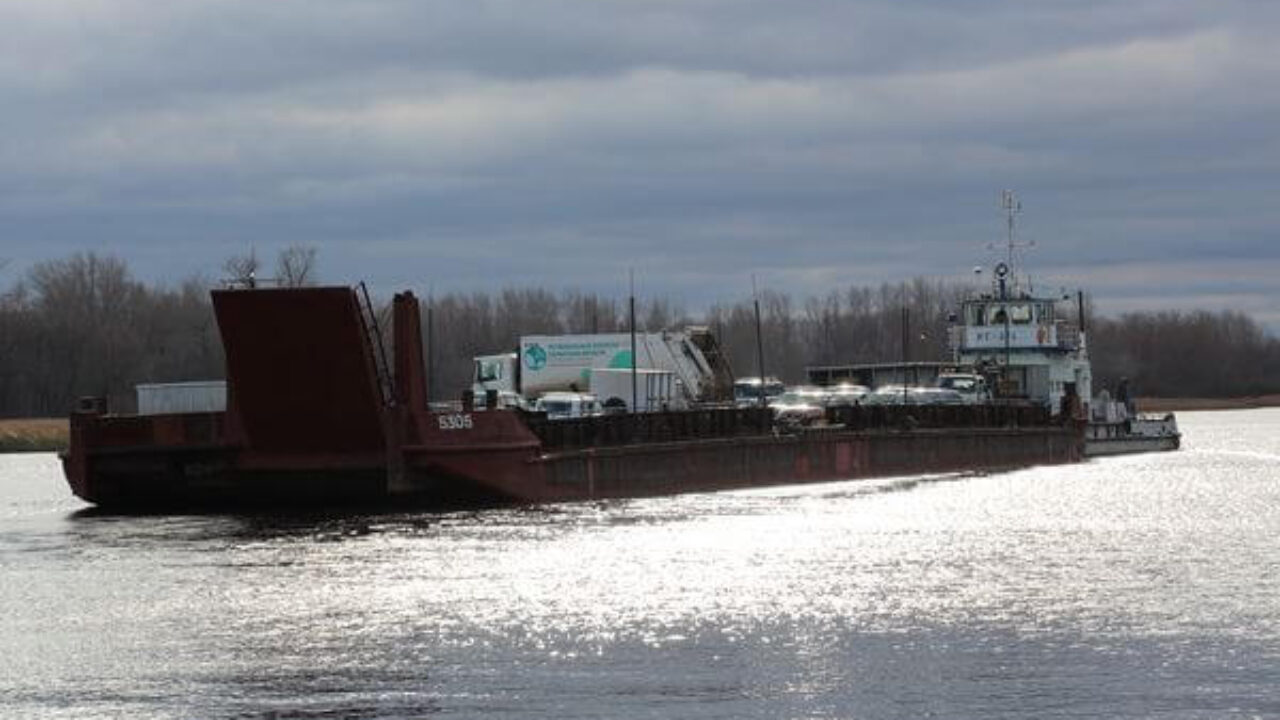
xmin=471 ymin=328 xmax=733 ymax=411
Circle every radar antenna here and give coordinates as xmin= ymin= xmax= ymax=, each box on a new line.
xmin=986 ymin=189 xmax=1036 ymax=292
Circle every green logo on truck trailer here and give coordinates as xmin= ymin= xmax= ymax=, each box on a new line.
xmin=524 ymin=343 xmax=547 ymax=370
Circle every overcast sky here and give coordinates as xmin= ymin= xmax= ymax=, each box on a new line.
xmin=3 ymin=0 xmax=1278 ymax=330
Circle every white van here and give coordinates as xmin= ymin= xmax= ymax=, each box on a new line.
xmin=533 ymin=392 xmax=604 ymax=420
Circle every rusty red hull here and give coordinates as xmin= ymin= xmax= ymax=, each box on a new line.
xmin=416 ymin=423 xmax=1079 ymax=505
xmin=60 ymin=286 xmax=1083 ymax=511
xmin=63 ymin=403 xmax=1081 ymax=510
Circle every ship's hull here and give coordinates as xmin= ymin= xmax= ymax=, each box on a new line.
xmin=514 ymin=425 xmax=1078 ymax=502
xmin=62 ymin=446 xmax=388 ymax=510
xmin=1083 ymin=416 xmax=1181 ymax=458
xmin=1083 ymin=435 xmax=1180 ymax=457
xmin=63 ymin=408 xmax=1082 ymax=511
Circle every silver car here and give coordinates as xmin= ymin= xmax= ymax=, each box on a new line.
xmin=824 ymin=383 xmax=870 ymax=407
xmin=865 ymin=385 xmax=965 ymax=406
xmin=768 ymin=391 xmax=825 ymax=426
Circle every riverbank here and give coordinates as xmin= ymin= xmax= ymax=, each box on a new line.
xmin=1137 ymin=395 xmax=1280 ymax=413
xmin=0 ymin=419 xmax=69 ymax=453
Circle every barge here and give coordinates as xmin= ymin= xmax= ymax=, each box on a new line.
xmin=62 ymin=286 xmax=1083 ymax=510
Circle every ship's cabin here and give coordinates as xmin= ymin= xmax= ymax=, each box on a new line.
xmin=950 ymin=291 xmax=1082 ymax=356
xmin=962 ymin=296 xmax=1057 ymax=329
xmin=948 ymin=290 xmax=1090 ymax=417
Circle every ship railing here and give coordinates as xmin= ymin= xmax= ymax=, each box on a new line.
xmin=73 ymin=410 xmax=228 ymax=449
xmin=527 ymin=402 xmax=1056 ymax=452
xmin=824 ymin=402 xmax=1051 ymax=432
xmin=527 ymin=406 xmax=773 ymax=452
xmin=1055 ymin=322 xmax=1082 ymax=351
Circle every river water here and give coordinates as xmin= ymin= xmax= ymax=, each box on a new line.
xmin=2 ymin=409 xmax=1279 ymax=719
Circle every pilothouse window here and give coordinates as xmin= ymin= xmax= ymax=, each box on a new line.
xmin=972 ymin=305 xmax=987 ymax=325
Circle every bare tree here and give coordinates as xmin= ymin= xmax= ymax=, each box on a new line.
xmin=276 ymin=245 xmax=318 ymax=287
xmin=222 ymin=250 xmax=260 ymax=288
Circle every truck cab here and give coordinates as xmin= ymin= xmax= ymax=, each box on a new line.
xmin=935 ymin=373 xmax=991 ymax=404
xmin=473 ymin=353 xmax=518 ymax=396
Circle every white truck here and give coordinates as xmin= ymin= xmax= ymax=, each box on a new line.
xmin=935 ymin=372 xmax=992 ymax=404
xmin=472 ymin=329 xmax=732 ymax=412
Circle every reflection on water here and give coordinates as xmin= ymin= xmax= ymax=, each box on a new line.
xmin=2 ymin=409 xmax=1280 ymax=718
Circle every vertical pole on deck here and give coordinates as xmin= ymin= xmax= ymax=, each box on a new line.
xmin=901 ymin=306 xmax=909 ymax=405
xmin=425 ymin=302 xmax=434 ymax=405
xmin=1004 ymin=303 xmax=1012 ymax=392
xmin=630 ymin=269 xmax=637 ymax=413
xmin=752 ymin=275 xmax=766 ymax=408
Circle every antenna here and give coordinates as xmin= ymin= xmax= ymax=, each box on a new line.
xmin=985 ymin=189 xmax=1036 ymax=291
xmin=751 ymin=274 xmax=766 ymax=407
xmin=629 ymin=268 xmax=637 ymax=413
xmin=1001 ymin=189 xmax=1020 ymax=269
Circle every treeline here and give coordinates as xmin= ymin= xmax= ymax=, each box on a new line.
xmin=0 ymin=250 xmax=308 ymax=417
xmin=1 ymin=252 xmax=1277 ymax=417
xmin=1090 ymin=310 xmax=1280 ymax=397
xmin=0 ymin=254 xmax=223 ymax=417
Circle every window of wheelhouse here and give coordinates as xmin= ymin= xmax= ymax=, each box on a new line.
xmin=966 ymin=303 xmax=988 ymax=326
xmin=1038 ymin=303 xmax=1055 ymax=323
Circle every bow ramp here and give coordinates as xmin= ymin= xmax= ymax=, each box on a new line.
xmin=212 ymin=286 xmax=388 ymax=454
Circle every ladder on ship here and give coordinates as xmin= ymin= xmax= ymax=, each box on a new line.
xmin=357 ymin=282 xmax=394 ymax=406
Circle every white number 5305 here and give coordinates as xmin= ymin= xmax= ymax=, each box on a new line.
xmin=437 ymin=414 xmax=474 ymax=431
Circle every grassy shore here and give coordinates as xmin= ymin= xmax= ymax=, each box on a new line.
xmin=0 ymin=418 xmax=70 ymax=453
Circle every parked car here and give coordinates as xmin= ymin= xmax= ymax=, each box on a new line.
xmin=734 ymin=377 xmax=786 ymax=407
xmin=864 ymin=385 xmax=965 ymax=406
xmin=791 ymin=385 xmax=831 ymax=406
xmin=767 ymin=390 xmax=825 ymax=426
xmin=533 ymin=392 xmax=604 ymax=420
xmin=910 ymin=387 xmax=966 ymax=405
xmin=823 ymin=383 xmax=870 ymax=407
xmin=935 ymin=373 xmax=991 ymax=404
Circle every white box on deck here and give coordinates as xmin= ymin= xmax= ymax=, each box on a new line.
xmin=136 ymin=381 xmax=227 ymax=415
xmin=589 ymin=368 xmax=682 ymax=412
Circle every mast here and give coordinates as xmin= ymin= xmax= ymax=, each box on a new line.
xmin=752 ymin=275 xmax=766 ymax=408
xmin=995 ymin=189 xmax=1034 ymax=294
xmin=629 ymin=269 xmax=637 ymax=413
xmin=1001 ymin=189 xmax=1020 ymax=271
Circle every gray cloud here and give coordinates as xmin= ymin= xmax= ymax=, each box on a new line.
xmin=2 ymin=0 xmax=1278 ymax=331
